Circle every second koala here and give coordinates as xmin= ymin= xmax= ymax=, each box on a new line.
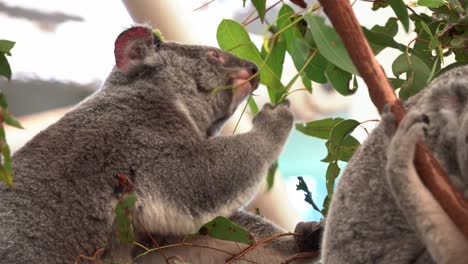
xmin=0 ymin=26 xmax=321 ymax=263
xmin=322 ymin=65 xmax=468 ymax=263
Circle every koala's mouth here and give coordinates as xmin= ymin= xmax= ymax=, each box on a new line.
xmin=231 ymin=70 xmax=260 ymax=105
xmin=206 ymin=71 xmax=259 ymax=138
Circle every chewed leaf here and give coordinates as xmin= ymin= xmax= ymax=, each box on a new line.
xmin=296 ymin=176 xmax=321 ymax=214
xmin=392 ymin=53 xmax=431 ymax=99
xmin=197 ymin=216 xmax=255 ymax=245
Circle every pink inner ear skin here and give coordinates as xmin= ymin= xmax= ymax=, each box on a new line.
xmin=114 ymin=27 xmax=153 ymax=70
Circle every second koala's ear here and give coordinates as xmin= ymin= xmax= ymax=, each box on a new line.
xmin=114 ymin=26 xmax=162 ymax=75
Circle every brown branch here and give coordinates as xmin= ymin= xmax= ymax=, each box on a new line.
xmin=225 ymin=232 xmax=299 ymax=264
xmin=316 ymin=0 xmax=468 ymax=238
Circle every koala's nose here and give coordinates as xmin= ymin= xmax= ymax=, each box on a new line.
xmin=248 ymin=63 xmax=258 ymax=76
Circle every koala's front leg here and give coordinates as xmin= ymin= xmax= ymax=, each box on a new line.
xmin=385 ymin=110 xmax=468 ymax=264
xmin=136 ymin=102 xmax=293 ymax=236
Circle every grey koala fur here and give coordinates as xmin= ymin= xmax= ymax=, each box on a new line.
xmin=0 ymin=26 xmax=321 ymax=263
xmin=322 ymin=65 xmax=468 ymax=264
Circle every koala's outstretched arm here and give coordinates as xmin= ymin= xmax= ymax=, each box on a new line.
xmin=385 ymin=110 xmax=468 ymax=264
xmin=136 ymin=103 xmax=294 ymax=235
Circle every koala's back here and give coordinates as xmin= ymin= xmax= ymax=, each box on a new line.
xmin=322 ymin=124 xmax=427 ymax=263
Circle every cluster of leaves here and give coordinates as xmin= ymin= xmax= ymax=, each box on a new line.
xmin=217 ymin=0 xmax=467 ymax=216
xmin=0 ymin=39 xmax=22 ymax=188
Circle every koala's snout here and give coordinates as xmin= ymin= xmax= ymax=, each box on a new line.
xmin=244 ymin=61 xmax=259 ymax=90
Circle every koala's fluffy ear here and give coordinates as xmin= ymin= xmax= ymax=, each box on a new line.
xmin=114 ymin=26 xmax=162 ymax=75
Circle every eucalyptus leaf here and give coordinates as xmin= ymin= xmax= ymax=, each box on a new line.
xmin=295 ymin=118 xmax=345 ymax=140
xmin=322 ymin=136 xmax=360 ymax=162
xmin=251 ymin=0 xmax=266 ymax=23
xmin=325 ymin=65 xmax=357 ymax=95
xmin=417 ymin=0 xmax=446 ymax=7
xmin=217 ymin=20 xmax=285 ymax=100
xmin=392 ymin=53 xmax=431 ymax=99
xmin=328 ymin=119 xmax=360 ymax=158
xmin=3 ymin=111 xmax=23 ymax=129
xmin=325 ymin=162 xmax=340 ymax=200
xmin=0 ymin=53 xmax=12 ymax=80
xmin=0 ymin=40 xmax=15 ymax=54
xmin=278 ymin=5 xmax=328 ymax=83
xmin=388 ymin=0 xmax=410 ymax=32
xmin=197 ymin=216 xmax=255 ymax=245
xmin=304 ymin=14 xmax=358 ymax=75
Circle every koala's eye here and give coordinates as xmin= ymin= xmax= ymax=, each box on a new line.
xmin=208 ymin=49 xmax=223 ymax=62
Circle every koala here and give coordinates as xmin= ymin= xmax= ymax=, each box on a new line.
xmin=0 ymin=26 xmax=320 ymax=263
xmin=322 ymin=65 xmax=468 ymax=263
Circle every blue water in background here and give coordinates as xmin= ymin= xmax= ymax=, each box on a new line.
xmin=278 ymin=128 xmax=345 ymax=222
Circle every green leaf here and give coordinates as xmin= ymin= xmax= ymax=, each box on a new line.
xmin=251 ymin=0 xmax=266 ymax=23
xmin=277 ymin=5 xmax=328 ymax=83
xmin=304 ymin=14 xmax=359 ymax=75
xmin=392 ymin=53 xmax=431 ymax=99
xmin=197 ymin=216 xmax=255 ymax=245
xmin=325 ymin=65 xmax=357 ymax=95
xmin=266 ymin=161 xmax=278 ymax=191
xmin=389 ymin=77 xmax=405 ymax=89
xmin=0 ymin=138 xmax=13 ymax=187
xmin=296 ymin=176 xmax=322 ymax=214
xmin=217 ymin=19 xmax=285 ymax=102
xmin=3 ymin=111 xmax=23 ymax=129
xmin=418 ymin=0 xmax=446 ymax=7
xmin=0 ymin=53 xmax=12 ymax=80
xmin=388 ymin=0 xmax=410 ymax=32
xmin=328 ymin=119 xmax=360 ymax=158
xmin=325 ymin=162 xmax=340 ymax=201
xmin=322 ymin=136 xmax=360 ymax=162
xmin=321 ymin=194 xmax=331 ymax=216
xmin=362 ymin=18 xmax=406 ymax=55
xmin=114 ymin=193 xmax=136 ymax=243
xmin=247 ymin=95 xmax=259 ymax=115
xmin=295 ymin=118 xmax=344 ymax=140
xmin=261 ymin=35 xmax=286 ymax=80
xmin=0 ymin=40 xmax=15 ymax=54
xmin=0 ymin=93 xmax=9 ymax=109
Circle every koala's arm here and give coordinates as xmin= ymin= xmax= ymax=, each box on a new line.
xmin=136 ymin=103 xmax=294 ymax=235
xmin=385 ymin=110 xmax=468 ymax=264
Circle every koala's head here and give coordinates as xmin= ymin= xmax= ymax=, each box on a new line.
xmin=418 ymin=65 xmax=468 ymax=192
xmin=111 ymin=26 xmax=259 ymax=137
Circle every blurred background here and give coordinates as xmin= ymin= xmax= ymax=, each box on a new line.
xmin=0 ymin=0 xmax=416 ymax=230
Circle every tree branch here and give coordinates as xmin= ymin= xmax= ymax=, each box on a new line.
xmin=316 ymin=0 xmax=468 ymax=239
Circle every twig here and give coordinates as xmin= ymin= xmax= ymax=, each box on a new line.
xmin=243 ymin=0 xmax=283 ymax=27
xmin=281 ymin=251 xmax=320 ymax=264
xmin=192 ymin=0 xmax=215 ymax=12
xmin=225 ymin=232 xmax=299 ymax=263
xmin=136 ymin=217 xmax=170 ymax=263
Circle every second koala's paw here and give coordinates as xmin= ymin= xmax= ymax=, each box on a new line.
xmin=294 ymin=221 xmax=323 ymax=252
xmin=253 ymin=101 xmax=294 ymax=133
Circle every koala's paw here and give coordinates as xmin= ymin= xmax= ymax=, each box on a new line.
xmin=253 ymin=100 xmax=294 ymax=134
xmin=389 ymin=111 xmax=429 ymax=154
xmin=294 ymin=221 xmax=323 ymax=252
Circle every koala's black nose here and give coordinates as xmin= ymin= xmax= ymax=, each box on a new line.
xmin=248 ymin=63 xmax=258 ymax=76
